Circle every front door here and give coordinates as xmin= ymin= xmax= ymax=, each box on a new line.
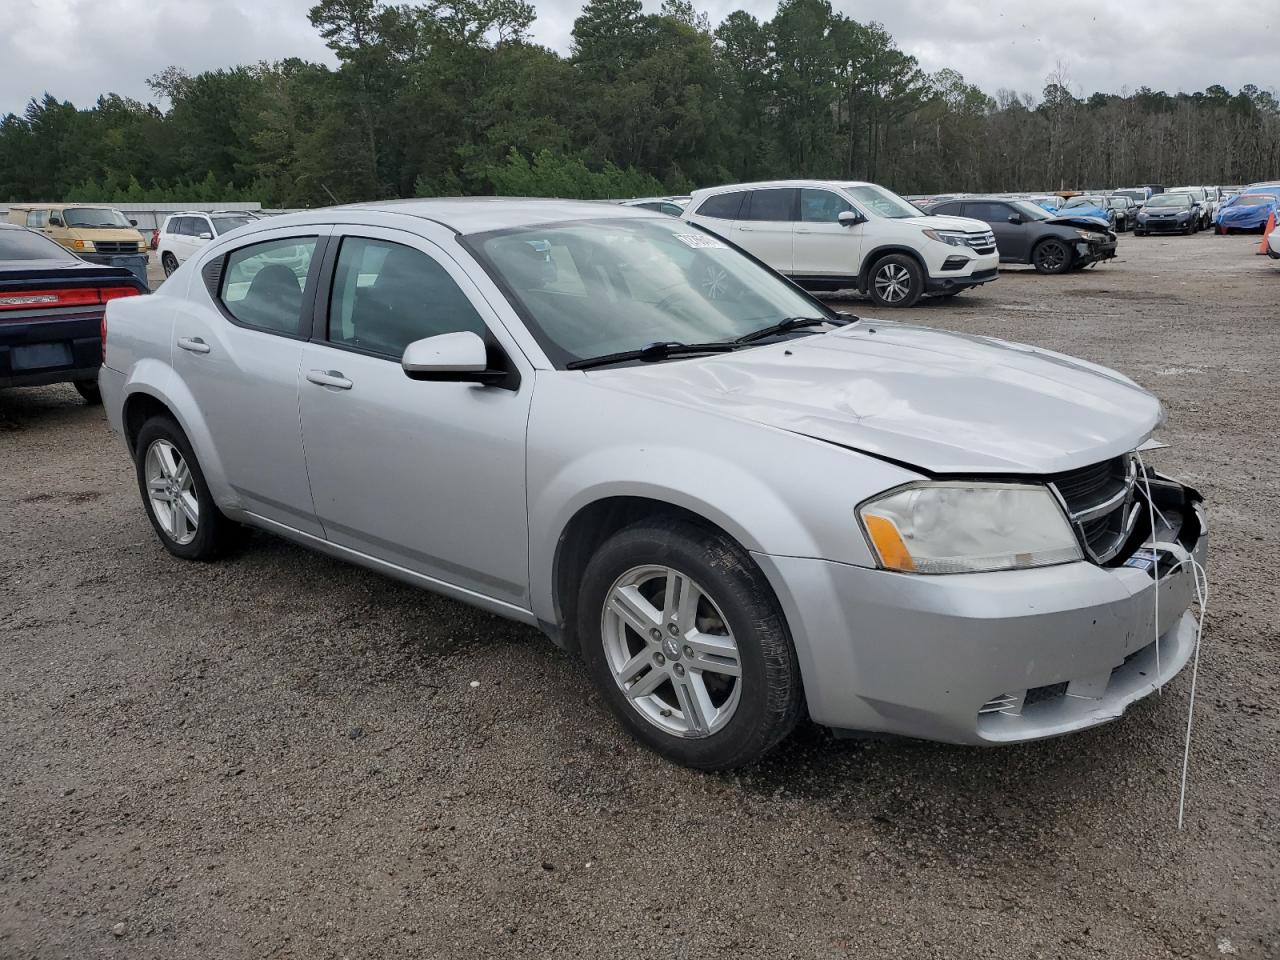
xmin=173 ymin=228 xmax=328 ymax=535
xmin=792 ymin=187 xmax=864 ymax=281
xmin=964 ymin=201 xmax=1027 ymax=262
xmin=297 ymin=226 xmax=533 ymax=607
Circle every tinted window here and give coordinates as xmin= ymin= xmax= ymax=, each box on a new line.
xmin=328 ymin=237 xmax=485 ymax=358
xmin=743 ymin=189 xmax=797 ymax=222
xmin=696 ymin=191 xmax=747 ymax=220
xmin=929 ymin=202 xmax=961 ymax=216
xmin=0 ymin=228 xmax=76 ymax=261
xmin=220 ymin=237 xmax=318 ymax=336
xmin=175 ymin=217 xmax=195 ymax=236
xmin=963 ymin=202 xmax=1012 ymax=222
xmin=25 ymin=210 xmax=48 ymax=228
xmin=800 ymin=189 xmax=855 ymax=223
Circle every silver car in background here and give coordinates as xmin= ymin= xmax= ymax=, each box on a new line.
xmin=99 ymin=199 xmax=1208 ymax=769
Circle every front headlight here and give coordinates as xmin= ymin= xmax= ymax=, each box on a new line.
xmin=858 ymin=482 xmax=1082 ymax=574
xmin=1075 ymin=230 xmax=1105 ymax=241
xmin=921 ymin=229 xmax=970 ymax=247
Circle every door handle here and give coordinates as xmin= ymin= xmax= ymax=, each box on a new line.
xmin=177 ymin=336 xmax=210 ymax=354
xmin=306 ymin=369 xmax=353 ymax=390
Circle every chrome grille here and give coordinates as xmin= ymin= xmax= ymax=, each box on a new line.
xmin=965 ymin=232 xmax=996 ymax=255
xmin=93 ymin=241 xmax=142 ymax=254
xmin=1048 ymin=454 xmax=1140 ymax=564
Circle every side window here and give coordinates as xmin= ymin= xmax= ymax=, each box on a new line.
xmin=220 ymin=237 xmax=318 ymax=336
xmin=800 ymin=189 xmax=856 ymax=223
xmin=26 ymin=210 xmax=47 ymax=228
xmin=930 ymin=202 xmax=960 ymax=217
xmin=173 ymin=217 xmax=192 ymax=236
xmin=327 ymin=237 xmax=486 ymax=359
xmin=192 ymin=217 xmax=212 ymax=238
xmin=696 ymin=191 xmax=747 ymax=220
xmin=743 ymin=189 xmax=797 ymax=222
xmin=963 ymin=202 xmax=1010 ymax=223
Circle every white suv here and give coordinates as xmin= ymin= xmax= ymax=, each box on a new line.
xmin=157 ymin=211 xmax=259 ymax=277
xmin=683 ymin=180 xmax=998 ymax=308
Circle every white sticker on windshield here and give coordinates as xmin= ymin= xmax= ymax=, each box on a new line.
xmin=674 ymin=233 xmax=726 ymax=249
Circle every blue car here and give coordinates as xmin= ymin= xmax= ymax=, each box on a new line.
xmin=1058 ymin=196 xmax=1116 ymax=230
xmin=1215 ymin=187 xmax=1280 ymax=232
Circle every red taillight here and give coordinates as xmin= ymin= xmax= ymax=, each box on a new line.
xmin=0 ymin=285 xmax=141 ymax=311
xmin=151 ymin=229 xmax=159 ymax=249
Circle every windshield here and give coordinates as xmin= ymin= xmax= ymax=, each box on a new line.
xmin=468 ymin=218 xmax=835 ymax=367
xmin=1147 ymin=194 xmax=1192 ymax=208
xmin=1235 ymin=195 xmax=1274 ymax=205
xmin=1063 ymin=197 xmax=1102 ymax=209
xmin=1114 ymin=190 xmax=1144 ymax=201
xmin=0 ymin=229 xmax=78 ymax=261
xmin=1010 ymin=200 xmax=1052 ymax=220
xmin=1108 ymin=197 xmax=1129 ymax=207
xmin=211 ymin=216 xmax=253 ymax=235
xmin=842 ymin=184 xmax=921 ymax=219
xmin=62 ymin=207 xmax=132 ymax=229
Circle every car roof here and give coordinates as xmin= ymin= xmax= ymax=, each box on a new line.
xmin=253 ymin=198 xmax=667 ymax=236
xmin=689 ymin=179 xmax=877 ymax=197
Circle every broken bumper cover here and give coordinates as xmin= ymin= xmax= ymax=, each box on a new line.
xmin=754 ymin=476 xmax=1206 ymax=745
xmin=1077 ymin=238 xmax=1117 ymax=263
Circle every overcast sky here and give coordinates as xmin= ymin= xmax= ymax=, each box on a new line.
xmin=1 ymin=0 xmax=1275 ymax=116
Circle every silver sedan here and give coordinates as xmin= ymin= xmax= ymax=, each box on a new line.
xmin=99 ymin=199 xmax=1207 ymax=769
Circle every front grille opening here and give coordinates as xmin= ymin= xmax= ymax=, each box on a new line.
xmin=1023 ymin=681 xmax=1069 ymax=708
xmin=1048 ymin=455 xmax=1141 ymax=566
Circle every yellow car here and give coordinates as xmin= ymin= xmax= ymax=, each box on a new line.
xmin=6 ymin=204 xmax=149 ymax=287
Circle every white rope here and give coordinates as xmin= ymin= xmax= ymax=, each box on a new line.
xmin=1133 ymin=452 xmax=1210 ymax=829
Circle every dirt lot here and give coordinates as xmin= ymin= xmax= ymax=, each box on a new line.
xmin=2 ymin=233 xmax=1278 ymax=959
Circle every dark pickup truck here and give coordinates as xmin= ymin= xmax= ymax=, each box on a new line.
xmin=0 ymin=223 xmax=147 ymax=403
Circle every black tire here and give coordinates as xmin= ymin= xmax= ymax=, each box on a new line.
xmin=866 ymin=254 xmax=923 ymax=308
xmin=73 ymin=380 xmax=101 ymax=405
xmin=133 ymin=415 xmax=236 ymax=561
xmin=577 ymin=517 xmax=803 ymax=770
xmin=161 ymin=253 xmax=179 ymax=277
xmin=1031 ymin=238 xmax=1072 ymax=274
xmin=1134 ymin=230 xmax=1145 ymax=237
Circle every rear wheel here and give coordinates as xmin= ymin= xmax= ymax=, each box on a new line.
xmin=578 ymin=518 xmax=802 ymax=770
xmin=73 ymin=380 xmax=101 ymax=405
xmin=161 ymin=253 xmax=179 ymax=277
xmin=134 ymin=416 xmax=236 ymax=561
xmin=1031 ymin=238 xmax=1072 ymax=274
xmin=867 ymin=254 xmax=923 ymax=308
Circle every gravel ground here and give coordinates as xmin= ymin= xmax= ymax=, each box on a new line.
xmin=2 ymin=233 xmax=1278 ymax=959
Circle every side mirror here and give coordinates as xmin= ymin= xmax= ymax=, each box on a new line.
xmin=198 ymin=232 xmax=213 ymax=240
xmin=129 ymin=218 xmax=138 ymax=226
xmin=402 ymin=331 xmax=508 ymax=386
xmin=837 ymin=210 xmax=865 ymax=227
xmin=1007 ymin=214 xmax=1023 ymax=224
xmin=49 ymin=216 xmax=63 ymax=227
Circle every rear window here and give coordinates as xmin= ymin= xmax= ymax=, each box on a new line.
xmin=696 ymin=191 xmax=747 ymax=220
xmin=0 ymin=229 xmax=77 ymax=261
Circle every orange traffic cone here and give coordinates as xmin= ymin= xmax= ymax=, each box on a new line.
xmin=1260 ymin=211 xmax=1277 ymax=255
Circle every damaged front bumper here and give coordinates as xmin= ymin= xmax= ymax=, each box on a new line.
xmin=1076 ymin=237 xmax=1117 ymax=265
xmin=754 ymin=471 xmax=1207 ymax=744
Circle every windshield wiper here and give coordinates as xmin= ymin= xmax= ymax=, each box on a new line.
xmin=734 ymin=315 xmax=843 ymax=344
xmin=566 ymin=340 xmax=739 ymax=370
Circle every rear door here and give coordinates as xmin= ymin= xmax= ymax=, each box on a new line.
xmin=297 ymin=225 xmax=533 ymax=607
xmin=173 ymin=227 xmax=330 ymax=535
xmin=792 ymin=187 xmax=862 ymax=279
xmin=730 ymin=188 xmax=797 ymax=273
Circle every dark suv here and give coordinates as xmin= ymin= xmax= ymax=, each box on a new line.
xmin=928 ymin=198 xmax=1117 ymax=274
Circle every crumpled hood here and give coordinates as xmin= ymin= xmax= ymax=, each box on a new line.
xmin=1047 ymin=214 xmax=1112 ymax=232
xmin=588 ymin=321 xmax=1162 ymax=475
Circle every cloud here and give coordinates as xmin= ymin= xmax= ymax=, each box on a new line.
xmin=1 ymin=0 xmax=1275 ymax=116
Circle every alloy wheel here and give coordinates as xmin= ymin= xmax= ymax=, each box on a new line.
xmin=145 ymin=439 xmax=199 ymax=545
xmin=1035 ymin=241 xmax=1067 ymax=271
xmin=601 ymin=564 xmax=742 ymax=738
xmin=873 ymin=263 xmax=912 ymax=303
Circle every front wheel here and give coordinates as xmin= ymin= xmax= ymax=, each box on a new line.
xmin=161 ymin=253 xmax=179 ymax=277
xmin=134 ymin=416 xmax=237 ymax=561
xmin=1032 ymin=238 xmax=1072 ymax=274
xmin=867 ymin=254 xmax=923 ymax=308
xmin=578 ymin=518 xmax=803 ymax=770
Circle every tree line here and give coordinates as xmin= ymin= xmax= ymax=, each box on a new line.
xmin=1 ymin=0 xmax=1277 ymax=207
